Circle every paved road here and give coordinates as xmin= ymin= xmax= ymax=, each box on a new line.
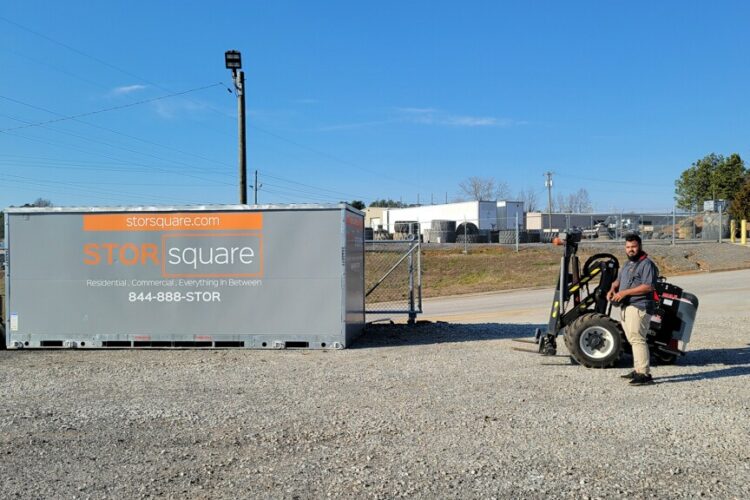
xmin=417 ymin=268 xmax=750 ymax=324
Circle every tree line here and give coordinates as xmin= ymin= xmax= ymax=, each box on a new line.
xmin=675 ymin=153 xmax=749 ymax=220
xmin=356 ymin=154 xmax=750 ymax=220
xmin=357 ymin=178 xmax=593 ymax=213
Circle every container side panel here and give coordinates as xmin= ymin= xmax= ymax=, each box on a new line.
xmin=343 ymin=210 xmax=365 ymax=344
xmin=6 ymin=210 xmax=344 ymax=346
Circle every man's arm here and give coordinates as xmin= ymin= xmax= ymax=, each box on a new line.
xmin=606 ymin=279 xmax=620 ymax=301
xmin=612 ymin=283 xmax=653 ymax=303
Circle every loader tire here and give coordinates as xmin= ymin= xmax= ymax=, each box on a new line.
xmin=564 ymin=313 xmax=624 ymax=368
xmin=652 ymin=350 xmax=677 ymax=365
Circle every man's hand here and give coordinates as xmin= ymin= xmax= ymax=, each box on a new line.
xmin=612 ymin=290 xmax=628 ymax=303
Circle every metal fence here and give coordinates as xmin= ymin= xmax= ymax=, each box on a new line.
xmin=406 ymin=211 xmax=734 ymax=249
xmin=365 ymin=239 xmax=422 ymax=323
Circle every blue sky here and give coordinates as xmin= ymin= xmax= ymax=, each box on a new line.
xmin=1 ymin=1 xmax=749 ymax=212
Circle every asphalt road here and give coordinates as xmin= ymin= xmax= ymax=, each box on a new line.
xmin=418 ymin=268 xmax=750 ymax=325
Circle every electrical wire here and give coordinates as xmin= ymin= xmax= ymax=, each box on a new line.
xmin=0 ymin=83 xmax=224 ymax=132
xmin=1 ymin=14 xmax=422 ymax=190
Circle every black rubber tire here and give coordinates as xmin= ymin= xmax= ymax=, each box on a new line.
xmin=494 ymin=230 xmax=513 ymax=244
xmin=455 ymin=222 xmax=479 ymax=235
xmin=564 ymin=313 xmax=624 ymax=368
xmin=652 ymin=350 xmax=678 ymax=365
xmin=456 ymin=233 xmax=481 ymax=244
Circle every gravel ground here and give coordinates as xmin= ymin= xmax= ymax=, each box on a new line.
xmin=2 ymin=289 xmax=749 ymax=498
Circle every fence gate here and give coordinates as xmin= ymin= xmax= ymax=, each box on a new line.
xmin=365 ymin=239 xmax=422 ymax=323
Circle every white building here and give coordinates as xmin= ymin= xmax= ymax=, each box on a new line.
xmin=381 ymin=200 xmax=524 ymax=234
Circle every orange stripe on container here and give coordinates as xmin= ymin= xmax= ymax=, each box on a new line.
xmin=82 ymin=212 xmax=263 ymax=232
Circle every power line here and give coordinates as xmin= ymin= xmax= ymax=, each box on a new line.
xmin=2 ymin=129 xmax=235 ymax=187
xmin=0 ymin=16 xmax=171 ymax=89
xmin=0 ymin=83 xmax=223 ymax=132
xmin=555 ymin=172 xmax=658 ymax=187
xmin=0 ymin=172 xmax=203 ymax=204
xmin=0 ymin=110 xmax=236 ymax=182
xmin=261 ymin=172 xmax=373 ymax=200
xmin=0 ymin=14 xmax=422 ymax=198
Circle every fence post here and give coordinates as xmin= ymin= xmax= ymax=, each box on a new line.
xmin=718 ymin=204 xmax=723 ymax=244
xmin=463 ymin=216 xmax=468 ymax=254
xmin=730 ymin=219 xmax=736 ymax=243
xmin=742 ymin=220 xmax=747 ymax=245
xmin=672 ymin=208 xmax=676 ymax=245
xmin=408 ymin=241 xmax=416 ymax=325
xmin=416 ymin=240 xmax=422 ymax=314
xmin=515 ymin=212 xmax=519 ymax=252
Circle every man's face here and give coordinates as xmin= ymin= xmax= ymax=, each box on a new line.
xmin=625 ymin=240 xmax=640 ymax=258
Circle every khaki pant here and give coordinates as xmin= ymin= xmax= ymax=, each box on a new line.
xmin=621 ymin=305 xmax=651 ymax=374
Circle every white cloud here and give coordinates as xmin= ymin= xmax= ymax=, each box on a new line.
xmin=317 ymin=119 xmax=398 ymax=132
xmin=111 ymin=84 xmax=147 ymax=96
xmin=317 ymin=107 xmax=524 ymax=132
xmin=152 ymin=99 xmax=209 ymax=119
xmin=397 ymin=107 xmax=514 ymax=128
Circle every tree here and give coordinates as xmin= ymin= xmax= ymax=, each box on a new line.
xmin=553 ymin=189 xmax=592 ymax=213
xmin=555 ymin=193 xmax=570 ymax=213
xmin=729 ymin=178 xmax=750 ymax=221
xmin=458 ymin=177 xmax=510 ymax=201
xmin=21 ymin=198 xmax=53 ymax=207
xmin=567 ymin=188 xmax=593 ymax=213
xmin=349 ymin=200 xmax=366 ymax=210
xmin=674 ymin=153 xmax=747 ymax=210
xmin=516 ymin=188 xmax=539 ymax=212
xmin=369 ymin=199 xmax=407 ymax=208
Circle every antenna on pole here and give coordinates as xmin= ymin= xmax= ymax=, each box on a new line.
xmin=544 ymin=171 xmax=554 ymax=230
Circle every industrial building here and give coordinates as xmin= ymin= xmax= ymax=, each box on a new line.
xmin=373 ymin=200 xmax=524 ymax=235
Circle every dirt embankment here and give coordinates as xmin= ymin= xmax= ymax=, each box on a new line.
xmin=419 ymin=242 xmax=750 ymax=298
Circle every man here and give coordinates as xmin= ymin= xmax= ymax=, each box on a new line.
xmin=607 ymin=233 xmax=659 ymax=386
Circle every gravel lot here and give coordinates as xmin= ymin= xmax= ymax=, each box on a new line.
xmin=2 ymin=274 xmax=750 ymax=498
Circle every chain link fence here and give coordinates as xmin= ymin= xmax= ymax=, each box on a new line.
xmin=374 ymin=212 xmax=736 ymax=251
xmin=364 ymin=239 xmax=422 ymax=323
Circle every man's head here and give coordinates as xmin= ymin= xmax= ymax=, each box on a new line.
xmin=624 ymin=233 xmax=642 ymax=260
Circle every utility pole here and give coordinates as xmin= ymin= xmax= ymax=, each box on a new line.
xmin=250 ymin=169 xmax=262 ymax=204
xmin=544 ymin=171 xmax=554 ymax=230
xmin=225 ymin=50 xmax=247 ymax=204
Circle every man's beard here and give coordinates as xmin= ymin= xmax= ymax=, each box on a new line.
xmin=627 ymin=250 xmax=643 ymax=262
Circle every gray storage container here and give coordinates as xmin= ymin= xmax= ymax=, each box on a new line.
xmin=3 ymin=204 xmax=364 ymax=349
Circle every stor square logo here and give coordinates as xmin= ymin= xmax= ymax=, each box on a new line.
xmin=161 ymin=232 xmax=264 ymax=278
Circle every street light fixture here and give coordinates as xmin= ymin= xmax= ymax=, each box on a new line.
xmin=225 ymin=50 xmax=242 ymax=70
xmin=225 ymin=50 xmax=247 ymax=204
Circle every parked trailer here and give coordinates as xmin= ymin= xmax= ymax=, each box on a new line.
xmin=3 ymin=204 xmax=364 ymax=349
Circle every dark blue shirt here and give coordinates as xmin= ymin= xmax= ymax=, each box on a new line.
xmin=618 ymin=254 xmax=658 ymax=311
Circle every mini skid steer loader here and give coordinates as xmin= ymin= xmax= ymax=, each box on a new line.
xmin=524 ymin=230 xmax=699 ymax=368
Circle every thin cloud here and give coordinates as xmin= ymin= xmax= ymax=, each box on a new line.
xmin=152 ymin=99 xmax=208 ymax=119
xmin=317 ymin=119 xmax=398 ymax=132
xmin=111 ymin=84 xmax=147 ymax=96
xmin=317 ymin=107 xmax=524 ymax=132
xmin=397 ymin=107 xmax=516 ymax=128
